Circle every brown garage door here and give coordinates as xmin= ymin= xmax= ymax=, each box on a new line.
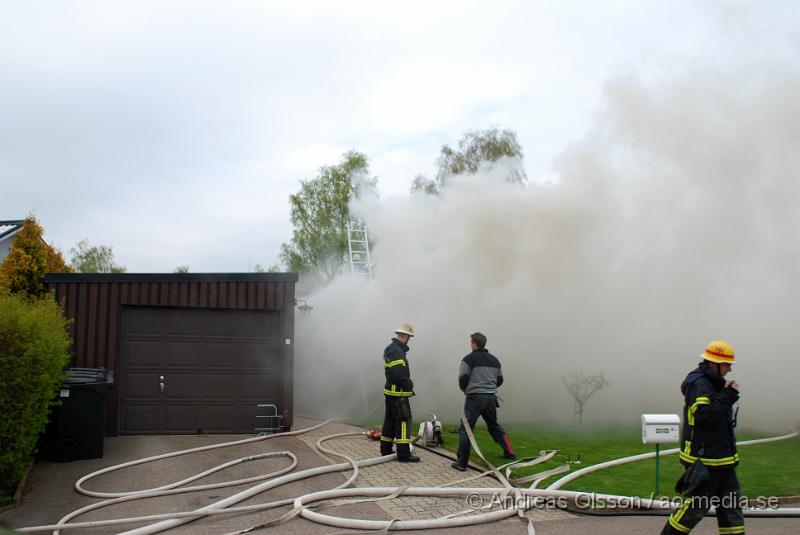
xmin=119 ymin=306 xmax=281 ymax=434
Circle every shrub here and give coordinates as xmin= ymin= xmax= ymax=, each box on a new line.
xmin=0 ymin=216 xmax=71 ymax=297
xmin=0 ymin=291 xmax=71 ymax=502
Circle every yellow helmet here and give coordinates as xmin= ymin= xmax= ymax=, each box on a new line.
xmin=394 ymin=323 xmax=415 ymax=337
xmin=701 ymin=340 xmax=736 ymax=364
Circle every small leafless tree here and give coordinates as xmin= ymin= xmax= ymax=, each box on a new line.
xmin=562 ymin=370 xmax=611 ymax=425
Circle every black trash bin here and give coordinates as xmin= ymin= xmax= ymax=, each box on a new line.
xmin=43 ymin=367 xmax=114 ymax=462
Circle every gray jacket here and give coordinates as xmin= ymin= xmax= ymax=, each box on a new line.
xmin=458 ymin=348 xmax=503 ymax=395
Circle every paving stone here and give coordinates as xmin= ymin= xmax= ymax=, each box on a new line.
xmin=295 ymin=420 xmax=572 ymax=523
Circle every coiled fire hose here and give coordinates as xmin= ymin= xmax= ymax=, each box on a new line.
xmin=14 ymin=419 xmax=800 ymax=534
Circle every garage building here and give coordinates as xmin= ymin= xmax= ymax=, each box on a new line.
xmin=44 ymin=273 xmax=297 ymax=436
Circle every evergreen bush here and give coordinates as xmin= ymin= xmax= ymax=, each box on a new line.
xmin=0 ymin=291 xmax=70 ymax=503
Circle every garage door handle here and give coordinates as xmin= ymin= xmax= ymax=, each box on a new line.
xmin=159 ymin=376 xmax=165 ymax=393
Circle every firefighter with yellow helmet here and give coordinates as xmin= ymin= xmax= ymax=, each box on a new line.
xmin=379 ymin=323 xmax=420 ymax=462
xmin=662 ymin=340 xmax=744 ymax=535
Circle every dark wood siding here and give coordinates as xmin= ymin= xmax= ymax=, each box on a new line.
xmin=44 ymin=273 xmax=298 ymax=436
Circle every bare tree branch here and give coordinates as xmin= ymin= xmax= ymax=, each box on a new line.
xmin=561 ymin=370 xmax=611 ymax=425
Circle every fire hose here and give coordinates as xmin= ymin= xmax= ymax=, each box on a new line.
xmin=14 ymin=419 xmax=800 ymax=534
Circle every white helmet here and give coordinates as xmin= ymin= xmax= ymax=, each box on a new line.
xmin=394 ymin=323 xmax=415 ymax=337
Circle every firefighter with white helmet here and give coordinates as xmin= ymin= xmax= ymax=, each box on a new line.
xmin=379 ymin=323 xmax=420 ymax=462
xmin=662 ymin=340 xmax=744 ymax=535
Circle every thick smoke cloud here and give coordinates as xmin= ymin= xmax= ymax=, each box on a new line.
xmin=295 ymin=66 xmax=800 ymax=433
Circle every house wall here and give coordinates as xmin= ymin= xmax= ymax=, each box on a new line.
xmin=0 ymin=235 xmax=14 ymax=262
xmin=0 ymin=222 xmax=23 ymax=262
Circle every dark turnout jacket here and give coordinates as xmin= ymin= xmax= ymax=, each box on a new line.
xmin=383 ymin=338 xmax=414 ymax=397
xmin=678 ymin=361 xmax=740 ymax=468
xmin=458 ymin=348 xmax=503 ymax=395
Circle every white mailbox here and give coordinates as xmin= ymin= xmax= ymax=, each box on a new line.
xmin=641 ymin=414 xmax=680 ymax=444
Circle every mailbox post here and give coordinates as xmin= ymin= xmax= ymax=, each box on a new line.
xmin=641 ymin=414 xmax=680 ymax=495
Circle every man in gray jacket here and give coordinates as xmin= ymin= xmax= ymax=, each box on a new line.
xmin=452 ymin=332 xmax=516 ymax=471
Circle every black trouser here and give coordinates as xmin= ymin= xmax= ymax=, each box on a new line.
xmin=380 ymin=396 xmax=413 ymax=458
xmin=456 ymin=393 xmax=514 ymax=467
xmin=661 ymin=467 xmax=745 ymax=534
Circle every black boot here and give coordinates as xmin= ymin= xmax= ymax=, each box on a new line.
xmin=451 ymin=461 xmax=467 ymax=471
xmin=396 ymin=443 xmax=419 ymax=462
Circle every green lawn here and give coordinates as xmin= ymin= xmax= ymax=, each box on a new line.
xmin=438 ymin=423 xmax=800 ymax=498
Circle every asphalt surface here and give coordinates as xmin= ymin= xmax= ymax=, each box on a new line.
xmin=1 ymin=421 xmax=798 ymax=534
xmin=0 ymin=430 xmax=385 ymax=534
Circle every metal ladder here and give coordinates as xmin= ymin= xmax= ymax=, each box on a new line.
xmin=358 ymin=366 xmax=385 ymax=416
xmin=347 ymin=221 xmax=373 ymax=281
xmin=347 ymin=221 xmax=378 ymax=414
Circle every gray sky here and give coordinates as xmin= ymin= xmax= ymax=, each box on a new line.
xmin=1 ymin=1 xmax=797 ymax=272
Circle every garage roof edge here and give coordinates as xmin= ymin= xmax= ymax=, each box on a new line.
xmin=44 ymin=272 xmax=299 ymax=283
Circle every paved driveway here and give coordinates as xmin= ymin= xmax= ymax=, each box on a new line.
xmin=1 ymin=418 xmax=797 ymax=534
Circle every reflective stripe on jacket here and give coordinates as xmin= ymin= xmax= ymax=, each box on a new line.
xmin=679 ymin=362 xmax=740 ymax=468
xmin=383 ymin=338 xmax=414 ymax=397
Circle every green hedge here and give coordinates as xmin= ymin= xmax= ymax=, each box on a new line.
xmin=0 ymin=291 xmax=70 ymax=503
